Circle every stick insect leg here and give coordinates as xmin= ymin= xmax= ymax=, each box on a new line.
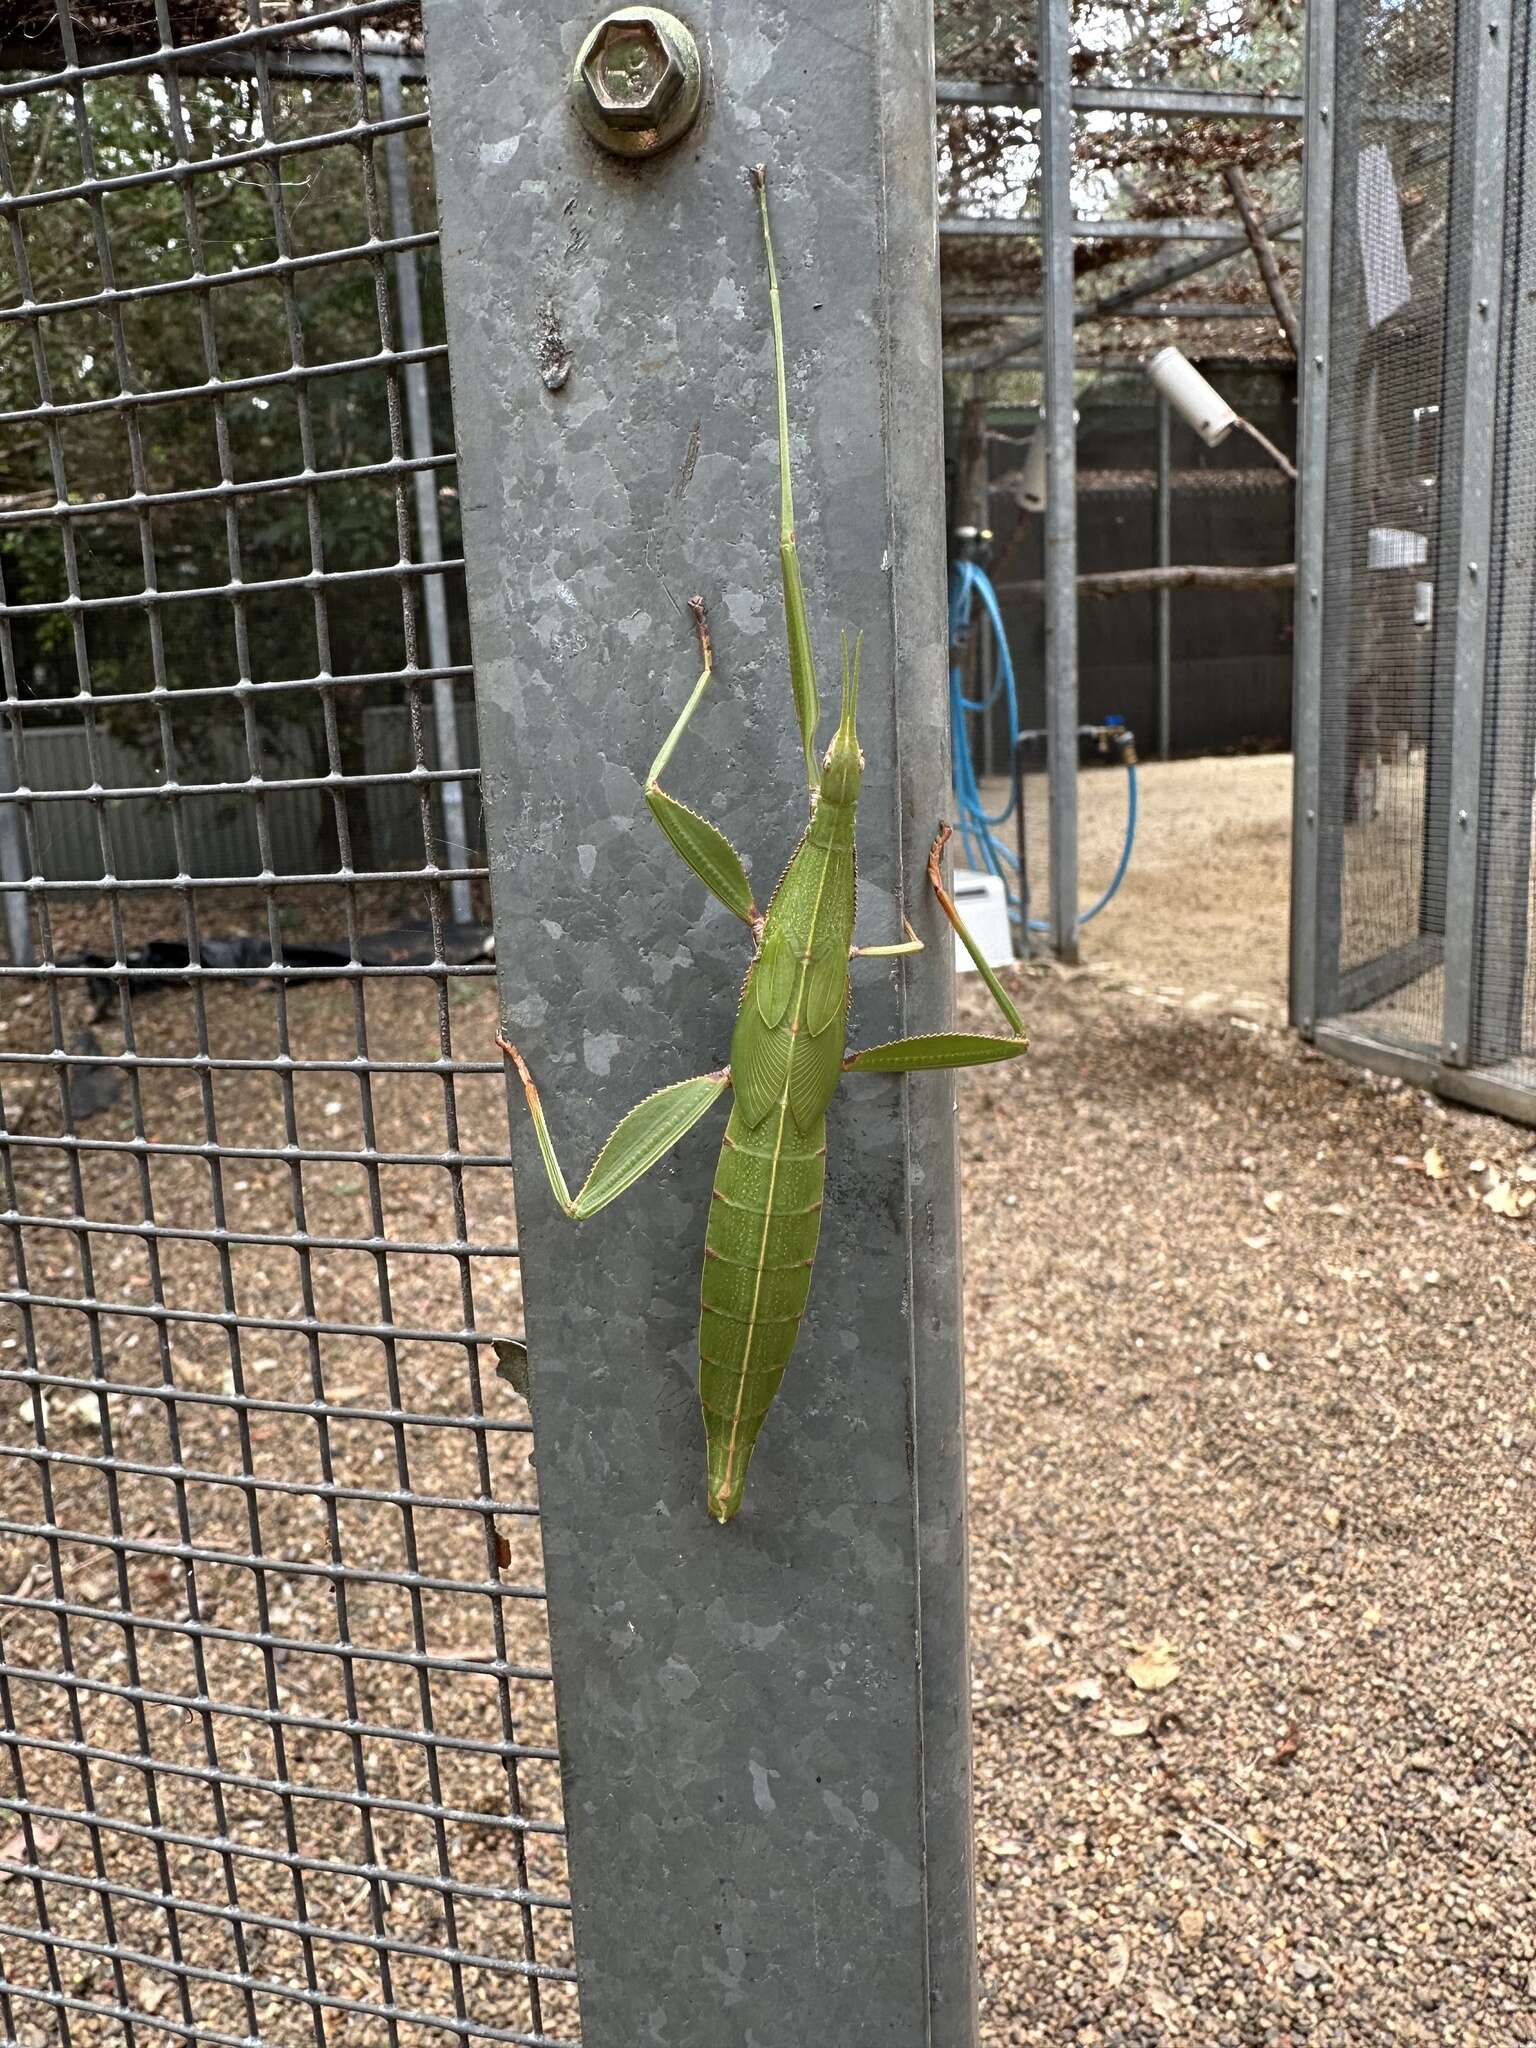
xmin=842 ymin=826 xmax=1029 ymax=1074
xmin=752 ymin=165 xmax=822 ymax=797
xmin=644 ymin=597 xmax=759 ymax=927
xmin=851 ymin=919 xmax=924 ymax=960
xmin=498 ymin=1035 xmax=731 ymax=1218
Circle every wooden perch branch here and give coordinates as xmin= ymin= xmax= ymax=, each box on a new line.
xmin=1002 ymin=563 xmax=1296 ymax=599
xmin=1224 ymin=166 xmax=1301 ymax=356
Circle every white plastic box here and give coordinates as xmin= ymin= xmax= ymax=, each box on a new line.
xmin=951 ymin=869 xmax=1015 ymax=974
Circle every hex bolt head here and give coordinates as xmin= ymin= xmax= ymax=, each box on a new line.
xmin=572 ymin=8 xmax=702 ymax=159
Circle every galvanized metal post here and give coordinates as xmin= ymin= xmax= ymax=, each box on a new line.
xmin=1156 ymin=393 xmax=1172 ymax=762
xmin=1038 ymin=0 xmax=1080 ymax=961
xmin=1288 ymin=0 xmax=1336 ymax=1035
xmin=1439 ymin=0 xmax=1513 ymax=1068
xmin=424 ymin=4 xmax=977 ymax=2045
xmin=377 ymin=61 xmax=474 ymax=926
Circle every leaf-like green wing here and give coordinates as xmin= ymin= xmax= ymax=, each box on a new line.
xmin=754 ymin=928 xmax=796 ymax=1028
xmin=788 ymin=1023 xmax=843 ymax=1132
xmin=843 ymin=1031 xmax=1029 ymax=1074
xmin=646 ymin=788 xmax=755 ymax=924
xmin=804 ymin=945 xmax=849 ymax=1037
xmin=569 ymin=1072 xmax=731 ymax=1216
xmin=732 ymin=1008 xmax=791 ymax=1128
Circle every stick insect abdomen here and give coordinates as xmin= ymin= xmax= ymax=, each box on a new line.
xmin=700 ymin=1103 xmax=828 ymax=1524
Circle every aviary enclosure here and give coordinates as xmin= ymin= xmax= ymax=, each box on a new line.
xmin=0 ymin=1 xmax=1531 ymax=2045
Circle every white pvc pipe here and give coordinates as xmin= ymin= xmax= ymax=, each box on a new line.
xmin=1018 ymin=427 xmax=1049 ymax=510
xmin=1017 ymin=407 xmax=1078 ymax=512
xmin=1145 ymin=345 xmax=1238 ymax=447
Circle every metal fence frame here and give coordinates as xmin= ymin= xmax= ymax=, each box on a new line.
xmin=1291 ymin=0 xmax=1536 ymax=1127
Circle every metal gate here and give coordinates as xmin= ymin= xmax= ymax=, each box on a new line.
xmin=1293 ymin=0 xmax=1536 ymax=1125
xmin=0 ymin=6 xmax=576 ymax=2043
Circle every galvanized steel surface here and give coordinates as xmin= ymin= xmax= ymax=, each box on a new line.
xmin=425 ymin=0 xmax=976 ymax=2040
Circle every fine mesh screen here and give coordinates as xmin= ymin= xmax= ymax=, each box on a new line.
xmin=1479 ymin=3 xmax=1536 ymax=1085
xmin=1315 ymin=0 xmax=1454 ymax=1048
xmin=0 ymin=7 xmax=578 ymax=2045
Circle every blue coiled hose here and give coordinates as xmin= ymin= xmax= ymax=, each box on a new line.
xmin=948 ymin=556 xmax=1138 ymax=933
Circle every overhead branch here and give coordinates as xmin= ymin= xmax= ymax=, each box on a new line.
xmin=1223 ymin=165 xmax=1301 ymax=355
xmin=947 ymin=209 xmax=1303 ymax=374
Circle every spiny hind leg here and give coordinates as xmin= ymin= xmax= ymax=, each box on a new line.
xmin=850 ymin=918 xmax=923 ymax=960
xmin=644 ymin=597 xmax=759 ymax=927
xmin=498 ymin=1036 xmax=730 ymax=1217
xmin=841 ymin=826 xmax=1027 ymax=1074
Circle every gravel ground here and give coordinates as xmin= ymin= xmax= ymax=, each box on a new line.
xmin=3 ymin=760 xmax=1534 ymax=2046
xmin=989 ymin=749 xmax=1292 ymax=1017
xmin=0 ymin=884 xmax=577 ymax=2047
xmin=960 ymin=755 xmax=1536 ymax=2046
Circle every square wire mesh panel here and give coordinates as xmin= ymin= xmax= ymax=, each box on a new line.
xmin=1315 ymin=0 xmax=1454 ymax=1048
xmin=0 ymin=5 xmax=578 ymax=2043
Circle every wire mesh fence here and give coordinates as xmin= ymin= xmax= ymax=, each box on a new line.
xmin=0 ymin=6 xmax=577 ymax=2044
xmin=1298 ymin=0 xmax=1536 ymax=1125
xmin=1313 ymin=0 xmax=1452 ymax=1050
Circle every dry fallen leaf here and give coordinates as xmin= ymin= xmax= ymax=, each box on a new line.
xmin=1147 ymin=1984 xmax=1182 ymax=2033
xmin=1485 ymin=1180 xmax=1524 ymax=1219
xmin=1104 ymin=1712 xmax=1152 ymax=1738
xmin=1424 ymin=1146 xmax=1448 ymax=1179
xmin=1105 ymin=1932 xmax=1131 ymax=1988
xmin=1063 ymin=1674 xmax=1103 ymax=1704
xmin=1126 ymin=1638 xmax=1181 ymax=1693
xmin=0 ymin=1823 xmax=60 ymax=1869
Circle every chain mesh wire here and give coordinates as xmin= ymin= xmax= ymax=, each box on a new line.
xmin=1314 ymin=0 xmax=1453 ymax=1047
xmin=1479 ymin=0 xmax=1536 ymax=1086
xmin=0 ymin=6 xmax=578 ymax=2043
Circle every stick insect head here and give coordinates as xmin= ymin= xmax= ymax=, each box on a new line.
xmin=818 ymin=632 xmax=864 ymax=806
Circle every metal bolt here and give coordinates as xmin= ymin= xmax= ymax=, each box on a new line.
xmin=572 ymin=7 xmax=702 ymax=159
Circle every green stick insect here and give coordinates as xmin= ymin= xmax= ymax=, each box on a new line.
xmin=498 ymin=167 xmax=1028 ymax=1524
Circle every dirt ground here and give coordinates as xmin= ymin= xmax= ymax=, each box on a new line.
xmin=2 ymin=755 xmax=1534 ymax=2045
xmin=962 ymin=755 xmax=1536 ymax=2046
xmin=994 ymin=749 xmax=1294 ymax=1017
